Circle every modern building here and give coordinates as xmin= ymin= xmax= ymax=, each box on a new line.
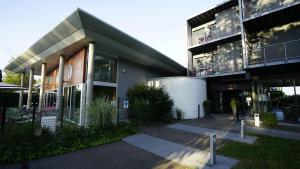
xmin=5 ymin=9 xmax=186 ymax=125
xmin=187 ymin=0 xmax=300 ymax=115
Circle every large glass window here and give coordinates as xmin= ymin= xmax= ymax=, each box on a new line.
xmin=94 ymin=54 xmax=117 ymax=83
xmin=63 ymin=85 xmax=81 ymax=123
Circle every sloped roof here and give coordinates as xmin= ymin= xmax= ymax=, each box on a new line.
xmin=5 ymin=9 xmax=186 ymax=75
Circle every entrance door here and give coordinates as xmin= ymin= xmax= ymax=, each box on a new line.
xmin=222 ymin=90 xmax=240 ymax=114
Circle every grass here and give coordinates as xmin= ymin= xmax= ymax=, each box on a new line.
xmin=217 ymin=133 xmax=300 ymax=169
xmin=0 ymin=122 xmax=138 ymax=164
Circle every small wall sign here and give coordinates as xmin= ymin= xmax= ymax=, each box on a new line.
xmin=124 ymin=100 xmax=129 ymax=109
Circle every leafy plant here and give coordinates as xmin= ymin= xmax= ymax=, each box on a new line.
xmin=0 ymin=122 xmax=138 ymax=164
xmin=127 ymin=84 xmax=173 ymax=123
xmin=87 ymin=97 xmax=116 ymax=130
xmin=261 ymin=112 xmax=278 ymax=127
xmin=203 ymin=100 xmax=212 ymax=114
xmin=175 ymin=108 xmax=184 ymax=120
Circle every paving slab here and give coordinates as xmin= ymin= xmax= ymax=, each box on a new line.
xmin=239 ymin=125 xmax=300 ymax=140
xmin=168 ymin=123 xmax=257 ymax=144
xmin=0 ymin=141 xmax=187 ymax=169
xmin=123 ymin=133 xmax=238 ymax=169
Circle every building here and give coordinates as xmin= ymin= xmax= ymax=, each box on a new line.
xmin=5 ymin=9 xmax=186 ymax=125
xmin=187 ymin=0 xmax=300 ymax=115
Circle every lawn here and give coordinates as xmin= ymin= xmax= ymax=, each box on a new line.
xmin=0 ymin=122 xmax=138 ymax=164
xmin=218 ymin=134 xmax=300 ymax=169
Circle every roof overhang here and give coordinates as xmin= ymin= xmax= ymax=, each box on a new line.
xmin=5 ymin=9 xmax=186 ymax=76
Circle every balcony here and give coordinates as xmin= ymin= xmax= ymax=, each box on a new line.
xmin=243 ymin=0 xmax=300 ymax=20
xmin=191 ymin=26 xmax=241 ymax=48
xmin=247 ymin=39 xmax=300 ymax=66
xmin=192 ymin=55 xmax=244 ymax=77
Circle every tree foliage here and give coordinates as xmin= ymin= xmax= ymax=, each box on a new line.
xmin=0 ymin=69 xmax=2 ymax=82
xmin=2 ymin=70 xmax=29 ymax=86
xmin=127 ymin=83 xmax=173 ymax=123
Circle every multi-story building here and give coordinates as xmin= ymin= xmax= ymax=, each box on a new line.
xmin=5 ymin=9 xmax=186 ymax=125
xmin=187 ymin=0 xmax=300 ymax=115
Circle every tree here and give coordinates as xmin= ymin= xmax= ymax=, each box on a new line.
xmin=0 ymin=69 xmax=2 ymax=82
xmin=2 ymin=70 xmax=30 ymax=86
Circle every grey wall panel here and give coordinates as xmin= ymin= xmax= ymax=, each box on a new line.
xmin=117 ymin=58 xmax=166 ymax=99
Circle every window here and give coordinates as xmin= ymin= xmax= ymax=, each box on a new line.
xmin=155 ymin=81 xmax=160 ymax=88
xmin=148 ymin=81 xmax=154 ymax=87
xmin=63 ymin=85 xmax=81 ymax=123
xmin=94 ymin=54 xmax=117 ymax=83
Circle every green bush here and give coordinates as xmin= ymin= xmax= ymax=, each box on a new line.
xmin=203 ymin=100 xmax=212 ymax=114
xmin=87 ymin=97 xmax=116 ymax=130
xmin=127 ymin=84 xmax=173 ymax=123
xmin=175 ymin=108 xmax=184 ymax=120
xmin=261 ymin=112 xmax=278 ymax=127
xmin=0 ymin=122 xmax=138 ymax=164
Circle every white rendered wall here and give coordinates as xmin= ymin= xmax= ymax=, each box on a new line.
xmin=147 ymin=77 xmax=207 ymax=119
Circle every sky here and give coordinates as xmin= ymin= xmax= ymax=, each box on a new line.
xmin=0 ymin=0 xmax=223 ymax=70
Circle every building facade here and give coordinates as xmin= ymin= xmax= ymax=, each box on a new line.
xmin=187 ymin=0 xmax=300 ymax=115
xmin=5 ymin=9 xmax=186 ymax=125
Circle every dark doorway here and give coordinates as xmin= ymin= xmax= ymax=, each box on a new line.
xmin=222 ymin=90 xmax=240 ymax=114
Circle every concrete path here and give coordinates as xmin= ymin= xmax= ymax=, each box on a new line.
xmin=1 ymin=141 xmax=190 ymax=169
xmin=238 ymin=125 xmax=300 ymax=140
xmin=123 ymin=133 xmax=238 ymax=169
xmin=168 ymin=123 xmax=257 ymax=144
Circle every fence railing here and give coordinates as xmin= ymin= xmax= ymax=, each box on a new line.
xmin=248 ymin=39 xmax=300 ymax=65
xmin=243 ymin=0 xmax=299 ymax=19
xmin=194 ymin=26 xmax=240 ymax=46
xmin=192 ymin=56 xmax=243 ymax=77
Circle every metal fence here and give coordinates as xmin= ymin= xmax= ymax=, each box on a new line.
xmin=248 ymin=39 xmax=300 ymax=65
xmin=196 ymin=26 xmax=240 ymax=45
xmin=193 ymin=55 xmax=243 ymax=77
xmin=242 ymin=0 xmax=299 ymax=19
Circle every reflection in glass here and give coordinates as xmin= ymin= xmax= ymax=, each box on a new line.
xmin=94 ymin=54 xmax=116 ymax=83
xmin=63 ymin=85 xmax=81 ymax=123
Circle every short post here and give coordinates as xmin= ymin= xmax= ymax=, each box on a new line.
xmin=198 ymin=104 xmax=200 ymax=119
xmin=254 ymin=114 xmax=260 ymax=127
xmin=241 ymin=120 xmax=244 ymax=139
xmin=210 ymin=132 xmax=216 ymax=166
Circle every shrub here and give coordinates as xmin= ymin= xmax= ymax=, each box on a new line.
xmin=87 ymin=97 xmax=115 ymax=130
xmin=203 ymin=100 xmax=212 ymax=114
xmin=127 ymin=84 xmax=173 ymax=123
xmin=261 ymin=112 xmax=278 ymax=127
xmin=130 ymin=98 xmax=150 ymax=123
xmin=175 ymin=108 xmax=184 ymax=120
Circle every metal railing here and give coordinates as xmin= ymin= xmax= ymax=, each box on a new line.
xmin=194 ymin=26 xmax=240 ymax=46
xmin=243 ymin=0 xmax=299 ymax=19
xmin=192 ymin=55 xmax=243 ymax=77
xmin=248 ymin=39 xmax=300 ymax=65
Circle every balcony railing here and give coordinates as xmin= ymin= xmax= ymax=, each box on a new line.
xmin=243 ymin=0 xmax=299 ymax=19
xmin=192 ymin=55 xmax=243 ymax=77
xmin=194 ymin=26 xmax=240 ymax=46
xmin=248 ymin=39 xmax=300 ymax=65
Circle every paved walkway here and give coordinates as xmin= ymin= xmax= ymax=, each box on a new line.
xmin=123 ymin=133 xmax=238 ymax=169
xmin=168 ymin=123 xmax=257 ymax=144
xmin=1 ymin=141 xmax=187 ymax=169
xmin=232 ymin=125 xmax=300 ymax=140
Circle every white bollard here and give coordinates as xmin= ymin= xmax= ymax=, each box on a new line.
xmin=210 ymin=132 xmax=216 ymax=166
xmin=241 ymin=120 xmax=244 ymax=140
xmin=254 ymin=114 xmax=260 ymax=127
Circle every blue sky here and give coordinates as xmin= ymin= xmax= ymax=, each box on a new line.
xmin=0 ymin=0 xmax=223 ymax=70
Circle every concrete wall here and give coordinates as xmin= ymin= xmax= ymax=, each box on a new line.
xmin=117 ymin=58 xmax=165 ymax=99
xmin=147 ymin=77 xmax=207 ymax=119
